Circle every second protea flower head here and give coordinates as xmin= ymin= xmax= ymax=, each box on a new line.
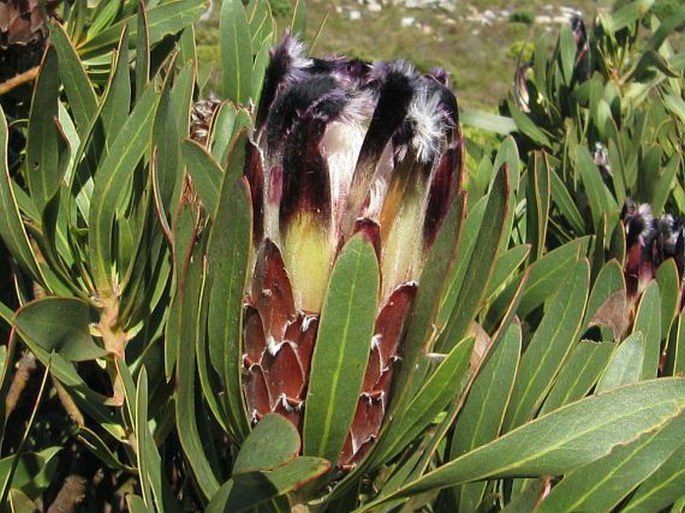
xmin=241 ymin=33 xmax=463 ymax=466
xmin=622 ymin=198 xmax=685 ymax=299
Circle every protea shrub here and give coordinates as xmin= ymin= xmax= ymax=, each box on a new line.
xmin=222 ymin=34 xmax=464 ymax=468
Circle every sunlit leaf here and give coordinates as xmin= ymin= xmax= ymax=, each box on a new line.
xmin=361 ymin=379 xmax=685 ymax=509
xmin=632 ymin=280 xmax=661 ymax=379
xmin=220 ymin=0 xmax=253 ymax=104
xmin=303 ymin=234 xmax=379 ymax=464
xmin=504 ymin=259 xmax=589 ymax=430
xmin=451 ymin=322 xmax=521 ymax=512
xmin=537 ymin=414 xmax=685 ymax=512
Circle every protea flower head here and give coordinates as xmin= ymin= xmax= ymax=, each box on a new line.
xmin=622 ymin=198 xmax=685 ymax=300
xmin=229 ymin=34 xmax=463 ymax=468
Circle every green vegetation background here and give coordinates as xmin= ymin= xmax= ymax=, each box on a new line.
xmin=195 ymin=0 xmax=681 ymax=109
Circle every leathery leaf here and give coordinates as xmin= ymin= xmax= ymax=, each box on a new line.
xmin=303 ymin=233 xmax=379 ymax=465
xmin=359 ymin=378 xmax=685 ymax=510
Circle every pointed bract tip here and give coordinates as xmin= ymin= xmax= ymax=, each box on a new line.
xmin=406 ymin=87 xmax=453 ymax=163
xmin=276 ymin=31 xmax=311 ymax=71
xmin=623 ymin=200 xmax=655 ymax=248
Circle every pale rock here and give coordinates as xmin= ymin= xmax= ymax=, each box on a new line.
xmin=401 ymin=16 xmax=415 ymax=27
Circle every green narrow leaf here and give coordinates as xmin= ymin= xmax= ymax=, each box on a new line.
xmin=49 ymin=22 xmax=97 ymax=133
xmin=78 ymin=0 xmax=207 ymax=59
xmin=558 ymin=25 xmax=576 ymax=86
xmin=118 ymin=80 xmax=179 ymax=321
xmin=135 ymin=0 xmax=151 ymax=101
xmin=451 ymin=322 xmax=521 ymax=512
xmin=0 ymin=108 xmax=44 ymax=283
xmin=247 ymin=0 xmax=274 ymax=53
xmin=665 ymin=310 xmax=685 ymax=377
xmin=25 ymin=45 xmax=61 ymax=213
xmin=14 ymin=298 xmax=107 ymax=362
xmin=606 ymin=136 xmax=627 ymax=203
xmin=207 ymin=177 xmax=253 ymax=441
xmin=364 ymin=191 xmax=466 ymax=477
xmin=460 ymin=110 xmax=516 ymax=135
xmin=664 ymin=91 xmax=685 ymax=126
xmin=516 ymin=236 xmax=590 ymax=318
xmin=596 ymin=332 xmax=644 ymax=392
xmin=548 ymin=168 xmax=585 ymax=234
xmin=88 ymin=84 xmax=159 ymax=293
xmin=145 ymin=0 xmax=208 ymax=45
xmin=537 ymin=414 xmax=685 ymax=512
xmin=374 ymin=336 xmax=474 ymax=465
xmin=155 ymin=62 xmax=194 ymax=222
xmin=164 ymin=202 xmax=198 ymax=378
xmin=0 ymin=343 xmax=9 ymax=436
xmin=78 ymin=427 xmax=131 ymax=472
xmin=360 ymin=378 xmax=685 ymax=510
xmin=650 ymin=154 xmax=679 ymax=215
xmin=510 ymin=107 xmax=553 ymax=147
xmin=303 ymin=234 xmax=379 ymax=464
xmin=436 ymin=164 xmax=509 ymax=353
xmin=131 ymin=366 xmax=152 ymax=505
xmin=252 ymin=42 xmax=271 ymax=107
xmin=177 ymin=22 xmax=197 ymax=65
xmin=648 ymin=6 xmax=685 ymax=51
xmin=175 ymin=235 xmax=220 ymax=499
xmin=575 ymin=145 xmax=618 ymax=231
xmin=483 ymin=245 xmax=530 ymax=304
xmin=656 ymin=259 xmax=679 ymax=341
xmin=40 ymin=127 xmax=75 ymax=286
xmin=135 ymin=367 xmax=181 ymax=513
xmin=504 ymin=259 xmax=589 ymax=430
xmin=86 ymin=0 xmax=121 ymax=40
xmin=436 ymin=196 xmax=486 ymax=326
xmin=374 ymin=450 xmax=423 ymax=502
xmin=632 ymin=280 xmax=661 ymax=379
xmin=196 ymin=293 xmax=229 ymax=435
xmin=492 ymin=136 xmax=519 ymax=198
xmin=100 ymin=28 xmax=132 ymax=150
xmin=210 ymin=103 xmax=249 ymax=163
xmin=622 ymin=432 xmax=685 ymax=512
xmin=539 ymin=340 xmax=614 ymax=414
xmin=526 ymin=151 xmax=550 ymax=261
xmin=182 ymin=139 xmax=222 ymax=217
xmin=672 ymin=494 xmax=685 ymax=512
xmin=592 ymin=213 xmax=609 ymax=292
xmin=492 ymin=138 xmax=519 ymax=251
xmin=220 ymin=0 xmax=253 ymax=104
xmin=611 ymin=0 xmax=654 ymax=30
xmin=532 ymin=30 xmax=549 ymax=94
